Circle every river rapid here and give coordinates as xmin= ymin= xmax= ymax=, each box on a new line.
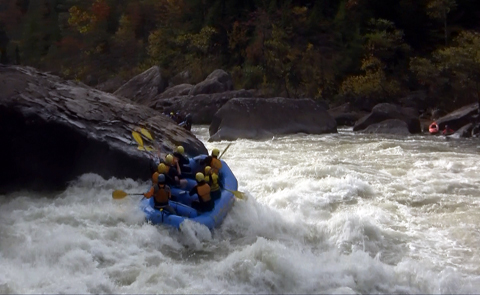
xmin=1 ymin=126 xmax=480 ymax=293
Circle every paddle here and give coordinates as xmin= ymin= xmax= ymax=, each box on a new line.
xmin=140 ymin=128 xmax=154 ymax=141
xmin=112 ymin=190 xmax=144 ymax=199
xmin=132 ymin=131 xmax=144 ymax=146
xmin=218 ymin=143 xmax=232 ymax=159
xmin=225 ymin=188 xmax=247 ymax=200
xmin=132 ymin=130 xmax=155 ymax=152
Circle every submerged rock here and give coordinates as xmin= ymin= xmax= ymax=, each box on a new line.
xmin=209 ymin=97 xmax=337 ymax=141
xmin=0 ymin=65 xmax=207 ymax=194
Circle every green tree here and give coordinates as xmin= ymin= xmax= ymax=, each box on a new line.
xmin=341 ymin=56 xmax=401 ymax=105
xmin=410 ymin=31 xmax=480 ymax=109
xmin=426 ymin=0 xmax=456 ymax=46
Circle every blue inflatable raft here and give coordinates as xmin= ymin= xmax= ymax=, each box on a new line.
xmin=139 ymin=155 xmax=237 ymax=230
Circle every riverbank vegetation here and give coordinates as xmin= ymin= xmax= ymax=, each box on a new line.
xmin=1 ymin=0 xmax=479 ymax=110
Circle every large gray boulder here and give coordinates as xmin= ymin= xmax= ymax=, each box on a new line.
xmin=360 ymin=119 xmax=411 ymax=135
xmin=95 ymin=76 xmax=125 ymax=93
xmin=151 ymin=89 xmax=255 ymax=124
xmin=114 ymin=66 xmax=168 ymax=104
xmin=155 ymin=84 xmax=193 ymax=99
xmin=353 ymin=103 xmax=421 ymax=134
xmin=328 ymin=102 xmax=369 ymax=126
xmin=189 ymin=69 xmax=234 ymax=96
xmin=209 ymin=97 xmax=337 ymax=141
xmin=0 ymin=65 xmax=206 ymax=194
xmin=435 ymin=103 xmax=479 ymax=131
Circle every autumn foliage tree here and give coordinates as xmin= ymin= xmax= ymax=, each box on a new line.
xmin=0 ymin=0 xmax=478 ymax=110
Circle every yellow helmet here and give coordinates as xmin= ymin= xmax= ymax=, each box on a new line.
xmin=176 ymin=146 xmax=185 ymax=155
xmin=165 ymin=154 xmax=173 ymax=165
xmin=152 ymin=172 xmax=159 ymax=183
xmin=157 ymin=163 xmax=167 ymax=173
xmin=196 ymin=172 xmax=205 ymax=182
xmin=205 ymin=166 xmax=211 ymax=174
xmin=212 ymin=148 xmax=220 ymax=157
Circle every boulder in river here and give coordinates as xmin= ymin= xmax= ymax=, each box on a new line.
xmin=0 ymin=65 xmax=206 ymax=194
xmin=353 ymin=103 xmax=421 ymax=134
xmin=209 ymin=97 xmax=337 ymax=141
xmin=114 ymin=66 xmax=168 ymax=105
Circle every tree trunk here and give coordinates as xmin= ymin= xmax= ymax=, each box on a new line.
xmin=443 ymin=10 xmax=448 ymax=46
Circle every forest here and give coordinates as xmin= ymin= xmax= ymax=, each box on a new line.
xmin=1 ymin=0 xmax=479 ymax=111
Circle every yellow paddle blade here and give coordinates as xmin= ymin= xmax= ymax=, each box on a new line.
xmin=226 ymin=189 xmax=247 ymax=200
xmin=140 ymin=128 xmax=154 ymax=141
xmin=112 ymin=190 xmax=128 ymax=199
xmin=137 ymin=146 xmax=146 ymax=151
xmin=219 ymin=143 xmax=232 ymax=159
xmin=132 ymin=131 xmax=144 ymax=146
xmin=144 ymin=145 xmax=155 ymax=152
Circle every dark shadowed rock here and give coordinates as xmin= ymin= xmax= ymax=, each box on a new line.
xmin=450 ymin=123 xmax=473 ymax=138
xmin=353 ymin=103 xmax=421 ymax=134
xmin=114 ymin=66 xmax=168 ymax=104
xmin=155 ymin=84 xmax=193 ymax=99
xmin=209 ymin=97 xmax=337 ymax=141
xmin=328 ymin=103 xmax=368 ymax=126
xmin=435 ymin=103 xmax=479 ymax=131
xmin=360 ymin=119 xmax=411 ymax=135
xmin=0 ymin=65 xmax=207 ymax=194
xmin=95 ymin=76 xmax=126 ymax=93
xmin=151 ymin=89 xmax=255 ymax=124
xmin=189 ymin=69 xmax=234 ymax=96
xmin=170 ymin=70 xmax=192 ymax=86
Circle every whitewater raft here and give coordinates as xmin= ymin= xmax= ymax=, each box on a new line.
xmin=139 ymin=155 xmax=237 ymax=230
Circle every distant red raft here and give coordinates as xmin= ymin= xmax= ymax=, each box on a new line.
xmin=429 ymin=122 xmax=439 ymax=134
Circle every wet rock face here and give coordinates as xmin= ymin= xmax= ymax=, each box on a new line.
xmin=0 ymin=65 xmax=207 ymax=194
xmin=208 ymin=97 xmax=338 ymax=141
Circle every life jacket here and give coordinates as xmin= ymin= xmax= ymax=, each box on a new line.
xmin=210 ymin=157 xmax=222 ymax=174
xmin=153 ymin=184 xmax=170 ymax=206
xmin=196 ymin=182 xmax=211 ymax=203
xmin=205 ymin=173 xmax=220 ymax=191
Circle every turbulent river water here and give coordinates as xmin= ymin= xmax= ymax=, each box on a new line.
xmin=1 ymin=126 xmax=480 ymax=293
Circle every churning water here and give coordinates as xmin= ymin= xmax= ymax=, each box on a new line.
xmin=1 ymin=127 xmax=480 ymax=293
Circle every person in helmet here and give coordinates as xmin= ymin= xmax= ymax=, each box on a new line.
xmin=144 ymin=173 xmax=177 ymax=215
xmin=442 ymin=124 xmax=454 ymax=135
xmin=202 ymin=148 xmax=223 ymax=174
xmin=204 ymin=166 xmax=221 ymax=201
xmin=175 ymin=111 xmax=184 ymax=124
xmin=173 ymin=145 xmax=192 ymax=176
xmin=189 ymin=172 xmax=214 ymax=213
xmin=163 ymin=154 xmax=187 ymax=188
xmin=157 ymin=162 xmax=176 ymax=187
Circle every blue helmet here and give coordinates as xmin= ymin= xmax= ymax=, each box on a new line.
xmin=158 ymin=174 xmax=166 ymax=184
